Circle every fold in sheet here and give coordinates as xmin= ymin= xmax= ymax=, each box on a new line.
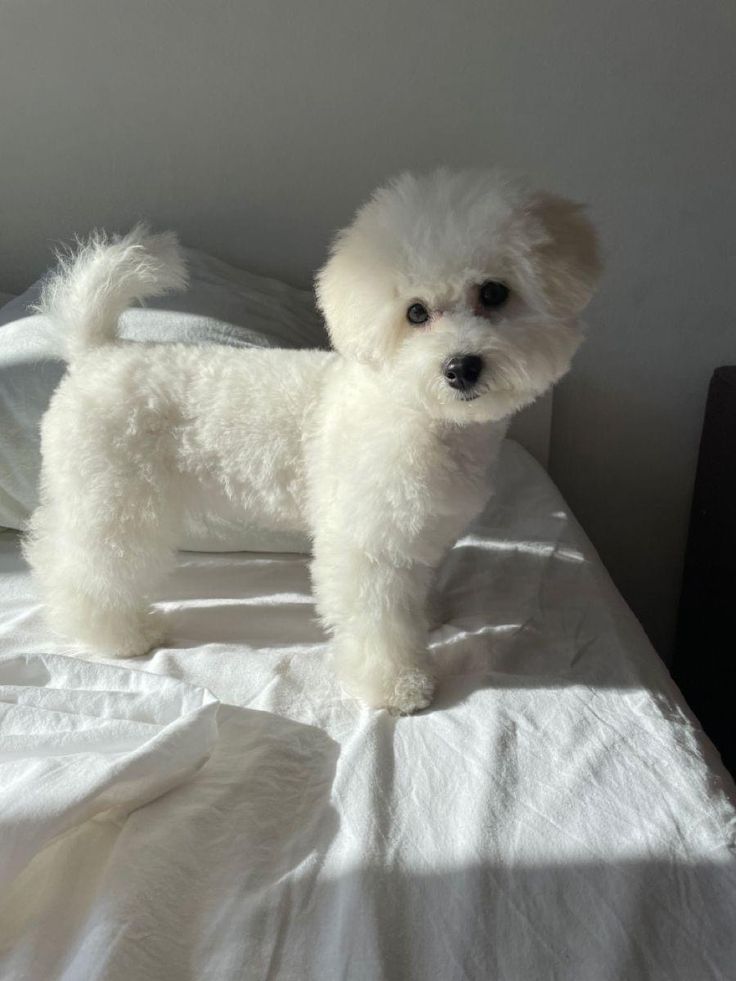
xmin=0 ymin=653 xmax=219 ymax=884
xmin=0 ymin=442 xmax=734 ymax=980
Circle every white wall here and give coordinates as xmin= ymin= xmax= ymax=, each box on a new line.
xmin=1 ymin=0 xmax=734 ymax=657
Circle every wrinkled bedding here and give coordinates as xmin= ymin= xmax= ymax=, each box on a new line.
xmin=0 ymin=440 xmax=734 ymax=981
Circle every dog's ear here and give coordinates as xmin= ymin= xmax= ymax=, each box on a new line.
xmin=521 ymin=194 xmax=602 ymax=318
xmin=315 ymin=230 xmax=400 ymax=365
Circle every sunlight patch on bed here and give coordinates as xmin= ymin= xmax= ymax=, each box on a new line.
xmin=430 ymin=622 xmax=522 ymax=648
xmin=454 ymin=535 xmax=585 ymax=563
xmin=156 ymin=592 xmax=315 ymax=609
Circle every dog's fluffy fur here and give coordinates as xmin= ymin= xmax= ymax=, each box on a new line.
xmin=26 ymin=169 xmax=600 ymax=713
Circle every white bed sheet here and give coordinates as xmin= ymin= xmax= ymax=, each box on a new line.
xmin=0 ymin=440 xmax=734 ymax=981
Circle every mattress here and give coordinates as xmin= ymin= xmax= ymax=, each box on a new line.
xmin=1 ymin=440 xmax=734 ymax=981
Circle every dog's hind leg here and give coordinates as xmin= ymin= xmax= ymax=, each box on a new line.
xmin=25 ymin=415 xmax=183 ymax=659
xmin=26 ymin=497 xmax=178 ymax=658
xmin=25 ymin=492 xmax=179 ymax=658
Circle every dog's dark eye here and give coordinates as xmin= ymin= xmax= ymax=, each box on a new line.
xmin=407 ymin=302 xmax=429 ymax=325
xmin=479 ymin=281 xmax=510 ymax=310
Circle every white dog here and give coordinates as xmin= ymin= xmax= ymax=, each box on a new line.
xmin=26 ymin=169 xmax=600 ymax=713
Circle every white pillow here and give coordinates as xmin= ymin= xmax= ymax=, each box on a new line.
xmin=0 ymin=248 xmax=325 ymax=552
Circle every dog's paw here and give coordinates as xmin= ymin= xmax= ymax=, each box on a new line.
xmin=81 ymin=610 xmax=166 ymax=660
xmin=386 ymin=669 xmax=435 ymax=715
xmin=110 ymin=630 xmax=165 ymax=659
xmin=350 ymin=668 xmax=435 ymax=715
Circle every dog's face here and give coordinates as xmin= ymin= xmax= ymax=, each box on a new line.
xmin=316 ymin=169 xmax=601 ymax=423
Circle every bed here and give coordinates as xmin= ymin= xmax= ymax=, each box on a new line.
xmin=1 ymin=438 xmax=735 ymax=980
xmin=1 ymin=271 xmax=735 ymax=981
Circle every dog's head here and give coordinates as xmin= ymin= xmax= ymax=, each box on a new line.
xmin=316 ymin=168 xmax=601 ymax=423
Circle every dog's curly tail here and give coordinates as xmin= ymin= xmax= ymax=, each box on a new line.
xmin=38 ymin=223 xmax=188 ymax=361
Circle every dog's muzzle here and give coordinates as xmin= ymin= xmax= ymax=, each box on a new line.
xmin=442 ymin=354 xmax=483 ymax=393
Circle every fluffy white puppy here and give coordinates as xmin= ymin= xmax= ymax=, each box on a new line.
xmin=26 ymin=169 xmax=600 ymax=713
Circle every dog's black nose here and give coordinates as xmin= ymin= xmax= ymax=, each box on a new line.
xmin=443 ymin=355 xmax=483 ymax=390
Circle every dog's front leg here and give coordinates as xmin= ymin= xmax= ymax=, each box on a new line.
xmin=311 ymin=541 xmax=435 ymax=713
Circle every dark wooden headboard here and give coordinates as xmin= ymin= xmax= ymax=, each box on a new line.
xmin=673 ymin=367 xmax=736 ymax=776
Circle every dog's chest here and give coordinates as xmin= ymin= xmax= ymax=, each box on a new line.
xmin=432 ymin=423 xmax=499 ymax=511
